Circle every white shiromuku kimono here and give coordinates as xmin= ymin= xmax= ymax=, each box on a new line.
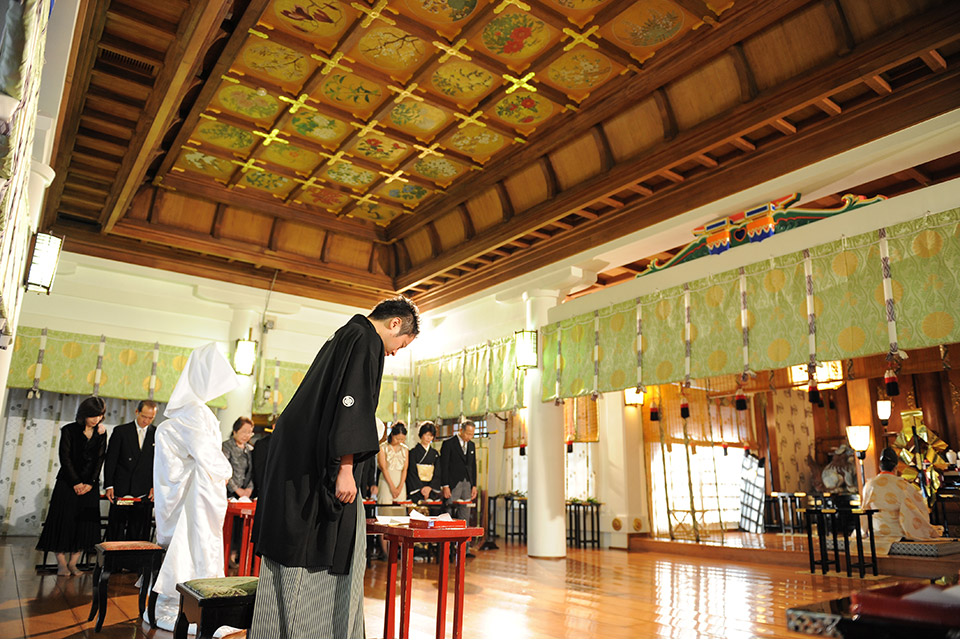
xmin=862 ymin=471 xmax=944 ymax=555
xmin=151 ymin=343 xmax=239 ymax=630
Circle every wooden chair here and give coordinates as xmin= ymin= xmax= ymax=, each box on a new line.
xmin=87 ymin=541 xmax=164 ymax=632
xmin=174 ymin=576 xmax=258 ymax=639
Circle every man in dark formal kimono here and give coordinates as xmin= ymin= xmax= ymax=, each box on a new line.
xmin=251 ymin=297 xmax=419 ymax=639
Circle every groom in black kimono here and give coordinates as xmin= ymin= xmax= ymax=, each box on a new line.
xmin=251 ymin=297 xmax=419 ymax=639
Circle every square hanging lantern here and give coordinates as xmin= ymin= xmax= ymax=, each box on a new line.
xmin=233 ymin=338 xmax=258 ymax=376
xmin=623 ymin=388 xmax=644 ymax=406
xmin=788 ymin=361 xmax=844 ymax=390
xmin=515 ymin=329 xmax=538 ymax=369
xmin=25 ymin=232 xmax=63 ymax=294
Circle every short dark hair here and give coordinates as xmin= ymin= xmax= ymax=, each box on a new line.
xmin=137 ymin=400 xmax=158 ymax=412
xmin=418 ymin=421 xmax=437 ymax=438
xmin=388 ymin=422 xmax=408 ymax=443
xmin=232 ymin=416 xmax=254 ymax=433
xmin=369 ymin=296 xmax=420 ymax=336
xmin=879 ymin=447 xmax=899 ymax=472
xmin=460 ymin=420 xmax=476 ymax=431
xmin=76 ymin=396 xmax=106 ymax=425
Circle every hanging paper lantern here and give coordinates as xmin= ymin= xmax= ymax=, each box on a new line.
xmin=735 ymin=390 xmax=747 ymax=411
xmin=566 ymin=440 xmax=573 ymax=453
xmin=680 ymin=396 xmax=690 ymax=419
xmin=722 ymin=443 xmax=729 ymax=456
xmin=884 ymin=368 xmax=900 ymax=396
xmin=808 ymin=381 xmax=821 ymax=405
xmin=649 ymin=405 xmax=660 ymax=421
xmin=519 ymin=445 xmax=526 ymax=456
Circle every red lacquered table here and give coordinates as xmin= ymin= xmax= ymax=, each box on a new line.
xmin=222 ymin=500 xmax=258 ymax=576
xmin=367 ymin=520 xmax=483 ymax=639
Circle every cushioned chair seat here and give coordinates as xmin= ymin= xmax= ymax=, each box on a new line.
xmin=96 ymin=541 xmax=163 ymax=552
xmin=181 ymin=577 xmax=259 ymax=599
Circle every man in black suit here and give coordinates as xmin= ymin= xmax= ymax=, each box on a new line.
xmin=104 ymin=400 xmax=158 ymax=540
xmin=439 ymin=420 xmax=477 ymax=555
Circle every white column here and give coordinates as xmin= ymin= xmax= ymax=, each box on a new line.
xmin=219 ymin=307 xmax=258 ymax=439
xmin=524 ymin=289 xmax=565 ymax=558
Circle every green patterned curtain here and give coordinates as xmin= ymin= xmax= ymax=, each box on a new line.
xmin=376 ymin=375 xmax=412 ymax=424
xmin=744 ymin=254 xmax=808 ymax=372
xmin=253 ymin=358 xmax=308 ymax=415
xmin=438 ymin=351 xmax=464 ymax=419
xmin=9 ymin=327 xmax=226 ymax=407
xmin=487 ymin=336 xmax=521 ymax=412
xmin=688 ymin=272 xmax=743 ymax=379
xmin=414 ymin=359 xmax=440 ymax=421
xmin=888 ymin=208 xmax=960 ymax=349
xmin=462 ymin=345 xmax=487 ymax=416
xmin=541 ymin=324 xmax=559 ymax=401
xmin=557 ymin=313 xmax=593 ymax=397
xmin=810 ymin=234 xmax=888 ymax=361
xmin=597 ymin=300 xmax=637 ymax=393
xmin=639 ymin=286 xmax=685 ymax=386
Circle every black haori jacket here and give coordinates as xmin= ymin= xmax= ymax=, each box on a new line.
xmin=253 ymin=315 xmax=383 ymax=573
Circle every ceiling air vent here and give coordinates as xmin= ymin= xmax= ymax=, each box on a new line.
xmin=97 ymin=48 xmax=157 ymax=77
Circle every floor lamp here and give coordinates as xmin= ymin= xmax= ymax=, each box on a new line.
xmin=846 ymin=425 xmax=871 ymax=494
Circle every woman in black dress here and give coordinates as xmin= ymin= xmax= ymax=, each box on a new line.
xmin=406 ymin=421 xmax=441 ymax=503
xmin=36 ymin=396 xmax=107 ymax=576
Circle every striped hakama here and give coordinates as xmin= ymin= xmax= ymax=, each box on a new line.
xmin=250 ymin=500 xmax=366 ymax=638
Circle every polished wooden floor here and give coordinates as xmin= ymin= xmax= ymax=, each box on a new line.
xmin=0 ymin=535 xmax=908 ymax=638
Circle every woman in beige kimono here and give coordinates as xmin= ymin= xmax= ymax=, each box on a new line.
xmin=862 ymin=447 xmax=943 ymax=554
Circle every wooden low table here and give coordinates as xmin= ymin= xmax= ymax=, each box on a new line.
xmin=222 ymin=500 xmax=257 ymax=577
xmin=367 ymin=520 xmax=483 ymax=639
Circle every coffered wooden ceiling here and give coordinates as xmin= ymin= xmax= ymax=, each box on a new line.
xmin=43 ymin=0 xmax=960 ymax=310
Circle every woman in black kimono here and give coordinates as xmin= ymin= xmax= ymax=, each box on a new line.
xmin=37 ymin=396 xmax=107 ymax=576
xmin=406 ymin=421 xmax=441 ymax=503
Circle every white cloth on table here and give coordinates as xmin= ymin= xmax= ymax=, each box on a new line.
xmin=151 ymin=342 xmax=240 ymax=617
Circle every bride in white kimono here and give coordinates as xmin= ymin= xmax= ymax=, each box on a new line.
xmin=151 ymin=343 xmax=239 ymax=630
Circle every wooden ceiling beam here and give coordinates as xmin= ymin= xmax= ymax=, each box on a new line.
xmin=384 ymin=0 xmax=816 ymax=240
xmin=408 ymin=63 xmax=960 ymax=310
xmin=821 ymin=0 xmax=855 ymax=56
xmin=111 ymin=218 xmax=394 ymax=291
xmin=97 ymin=33 xmax=165 ymax=68
xmin=730 ymin=136 xmax=756 ymax=152
xmin=920 ymin=49 xmax=947 ymax=73
xmin=625 ymin=183 xmax=654 ymax=196
xmin=863 ymin=73 xmax=892 ymax=95
xmin=100 ymin=0 xmax=238 ymax=234
xmin=159 ymin=174 xmax=382 ymax=241
xmin=672 ymin=0 xmax=721 ymax=25
xmin=729 ymin=43 xmax=758 ymax=103
xmin=652 ymin=88 xmax=678 ymax=140
xmin=770 ymin=117 xmax=797 ymax=135
xmin=816 ymin=98 xmax=842 ymax=116
xmin=495 ymin=182 xmax=515 ymax=223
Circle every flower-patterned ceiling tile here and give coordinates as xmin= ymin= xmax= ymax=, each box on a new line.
xmin=238 ymin=168 xmax=297 ymax=196
xmin=282 ymin=111 xmax=353 ymax=149
xmin=546 ymin=0 xmax=614 ymax=28
xmin=322 ymin=160 xmax=378 ymax=191
xmin=542 ymin=45 xmax=621 ymax=103
xmin=442 ymin=124 xmax=508 ymax=163
xmin=296 ymin=184 xmax=352 ymax=211
xmin=471 ymin=8 xmax=560 ymax=72
xmin=375 ymin=181 xmax=433 ymax=208
xmin=349 ymin=201 xmax=404 ymax=226
xmin=425 ymin=60 xmax=498 ymax=109
xmin=487 ymin=90 xmax=556 ymax=134
xmin=599 ymin=0 xmax=697 ymax=64
xmin=209 ymin=82 xmax=282 ymax=126
xmin=347 ymin=134 xmax=412 ymax=168
xmin=313 ymin=71 xmax=387 ymax=119
xmin=349 ymin=26 xmax=432 ymax=83
xmin=174 ymin=149 xmax=236 ymax=181
xmin=191 ymin=120 xmax=258 ymax=154
xmin=397 ymin=0 xmax=483 ymax=39
xmin=410 ymin=155 xmax=469 ymax=186
xmin=387 ymin=100 xmax=452 ymax=141
xmin=232 ymin=36 xmax=316 ymax=93
xmin=260 ymin=0 xmax=354 ymax=51
xmin=258 ymin=141 xmax=323 ymax=174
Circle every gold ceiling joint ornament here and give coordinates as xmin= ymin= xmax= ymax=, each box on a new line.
xmin=379 ymin=169 xmax=408 ymax=184
xmin=433 ymin=39 xmax=471 ymax=63
xmin=311 ymin=52 xmax=351 ymax=75
xmin=253 ymin=128 xmax=289 ymax=146
xmin=279 ymin=94 xmax=317 ymax=114
xmin=352 ymin=119 xmax=384 ymax=137
xmin=247 ymin=28 xmax=269 ymax=39
xmin=220 ymin=74 xmax=240 ymax=84
xmin=502 ymin=71 xmax=536 ymax=94
xmin=414 ymin=143 xmax=443 ymax=159
xmin=454 ymin=111 xmax=486 ymax=129
xmin=388 ymin=82 xmax=424 ymax=104
xmin=323 ymin=150 xmax=349 ymax=166
xmin=232 ymin=158 xmax=261 ymax=173
xmin=198 ymin=113 xmax=218 ymax=121
xmin=352 ymin=193 xmax=378 ymax=205
xmin=493 ymin=0 xmax=530 ymax=14
xmin=350 ymin=0 xmax=396 ymax=28
xmin=561 ymin=25 xmax=600 ymax=51
xmin=294 ymin=176 xmax=321 ymax=189
xmin=513 ymin=136 xmax=526 ymax=144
